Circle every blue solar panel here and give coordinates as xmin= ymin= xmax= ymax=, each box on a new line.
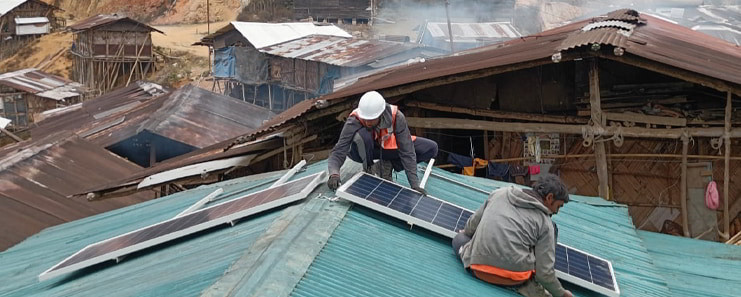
xmin=339 ymin=173 xmax=468 ymax=234
xmin=337 ymin=172 xmax=619 ymax=297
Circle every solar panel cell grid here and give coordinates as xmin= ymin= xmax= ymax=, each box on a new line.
xmin=345 ymin=174 xmax=471 ymax=233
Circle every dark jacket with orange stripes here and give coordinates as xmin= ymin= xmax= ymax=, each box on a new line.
xmin=328 ymin=104 xmax=419 ymax=188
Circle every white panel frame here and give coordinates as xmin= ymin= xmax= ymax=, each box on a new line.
xmin=555 ymin=244 xmax=621 ymax=297
xmin=137 ymin=154 xmax=256 ymax=189
xmin=39 ymin=171 xmax=327 ymax=281
xmin=337 ymin=172 xmax=620 ymax=297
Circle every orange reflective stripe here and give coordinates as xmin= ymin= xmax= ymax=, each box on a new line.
xmin=470 ymin=264 xmax=534 ymax=281
xmin=377 ymin=105 xmax=415 ymax=149
xmin=351 ymin=105 xmax=416 ymax=150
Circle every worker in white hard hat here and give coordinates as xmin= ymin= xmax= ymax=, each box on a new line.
xmin=327 ymin=91 xmax=438 ymax=194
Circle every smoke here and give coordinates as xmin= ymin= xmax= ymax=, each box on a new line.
xmin=373 ymin=0 xmax=517 ymax=39
xmin=373 ymin=1 xmax=740 ymax=39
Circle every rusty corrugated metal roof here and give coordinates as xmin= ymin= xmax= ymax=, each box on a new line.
xmin=240 ymin=9 xmax=741 ymax=140
xmin=33 ymin=82 xmax=274 ymax=149
xmin=83 ymin=84 xmax=276 ymax=148
xmin=259 ymin=35 xmax=420 ymax=68
xmin=0 ymin=68 xmax=84 ymax=101
xmin=558 ymin=10 xmax=643 ymax=52
xmin=0 ymin=0 xmax=60 ymax=17
xmin=31 ymin=81 xmax=170 ymax=139
xmin=67 ymin=14 xmax=163 ymax=34
xmin=0 ymin=135 xmax=150 ymax=250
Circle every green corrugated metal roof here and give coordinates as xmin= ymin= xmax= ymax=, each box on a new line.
xmin=638 ymin=230 xmax=741 ymax=297
xmin=0 ymin=170 xmax=289 ymax=297
xmin=292 ymin=167 xmax=674 ymax=297
xmin=1 ymin=160 xmax=739 ymax=297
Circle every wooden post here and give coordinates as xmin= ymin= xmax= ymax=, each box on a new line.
xmin=590 ymin=59 xmax=609 ymax=199
xmin=607 ymin=145 xmax=614 ymax=201
xmin=723 ymin=91 xmax=732 ymax=240
xmin=681 ymin=135 xmax=690 ymax=237
xmin=484 ymin=130 xmax=490 ymax=160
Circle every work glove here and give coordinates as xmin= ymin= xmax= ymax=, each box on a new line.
xmin=411 ymin=185 xmax=427 ymax=196
xmin=328 ymin=174 xmax=341 ymax=191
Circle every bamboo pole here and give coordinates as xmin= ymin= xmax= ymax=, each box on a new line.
xmin=724 ymin=91 xmax=732 ymax=240
xmin=485 ymin=153 xmax=741 ymax=162
xmin=681 ymin=135 xmax=690 ymax=237
xmin=405 ymin=117 xmax=741 ymax=139
xmin=126 ymin=33 xmax=151 ymax=86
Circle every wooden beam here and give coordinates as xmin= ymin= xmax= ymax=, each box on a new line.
xmin=406 ymin=101 xmax=588 ymax=124
xmin=590 ymin=59 xmax=609 ymax=200
xmin=405 ymin=117 xmax=741 ymax=139
xmin=605 ymin=112 xmax=686 ymax=127
xmin=681 ymin=136 xmax=690 ymax=237
xmin=382 ymin=58 xmax=557 ymax=98
xmin=0 ymin=126 xmax=23 ymax=142
xmin=723 ymin=91 xmax=732 ymax=240
xmin=596 ymin=52 xmax=741 ymax=96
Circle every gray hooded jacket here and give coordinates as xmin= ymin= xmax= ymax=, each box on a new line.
xmin=327 ymin=104 xmax=419 ymax=187
xmin=461 ymin=186 xmax=566 ymax=297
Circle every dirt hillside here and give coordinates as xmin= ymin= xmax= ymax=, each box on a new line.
xmin=46 ymin=0 xmax=242 ymax=24
xmin=0 ymin=32 xmax=74 ymax=77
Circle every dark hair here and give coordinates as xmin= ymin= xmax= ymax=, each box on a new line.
xmin=532 ymin=173 xmax=569 ymax=203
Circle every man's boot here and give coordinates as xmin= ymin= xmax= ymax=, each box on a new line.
xmin=370 ymin=160 xmax=394 ymax=181
xmin=379 ymin=160 xmax=393 ymax=181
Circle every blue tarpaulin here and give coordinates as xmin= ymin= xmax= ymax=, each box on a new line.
xmin=213 ymin=47 xmax=236 ymax=78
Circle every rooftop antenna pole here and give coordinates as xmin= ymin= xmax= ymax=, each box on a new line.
xmin=444 ymin=0 xmax=454 ymax=53
xmin=207 ymin=0 xmax=212 ymax=75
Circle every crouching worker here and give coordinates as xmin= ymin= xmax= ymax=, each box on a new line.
xmin=452 ymin=173 xmax=573 ymax=297
xmin=327 ymin=91 xmax=438 ymax=193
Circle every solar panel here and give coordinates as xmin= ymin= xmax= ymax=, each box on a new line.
xmin=336 ymin=172 xmax=620 ymax=297
xmin=39 ymin=171 xmax=326 ymax=281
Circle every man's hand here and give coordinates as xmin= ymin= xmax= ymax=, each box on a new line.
xmin=411 ymin=185 xmax=427 ymax=196
xmin=562 ymin=290 xmax=573 ymax=297
xmin=328 ymin=174 xmax=341 ymax=191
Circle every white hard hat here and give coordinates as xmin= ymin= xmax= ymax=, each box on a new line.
xmin=356 ymin=91 xmax=386 ymax=120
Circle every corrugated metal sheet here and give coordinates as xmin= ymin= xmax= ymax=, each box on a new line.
xmin=1 ymin=161 xmax=738 ymax=296
xmin=558 ymin=11 xmax=641 ymax=52
xmin=31 ymin=81 xmax=169 ymax=139
xmin=426 ymin=21 xmax=521 ymax=40
xmin=260 ymin=35 xmax=419 ymax=67
xmin=76 ymin=84 xmax=275 ymax=149
xmin=0 ymin=0 xmax=25 ymax=16
xmin=242 ymin=9 xmax=741 ymax=140
xmin=0 ymin=116 xmax=10 ymax=129
xmin=137 ymin=84 xmax=276 ymax=148
xmin=228 ymin=22 xmax=351 ymax=49
xmin=67 ymin=14 xmax=163 ymax=34
xmin=293 ymin=168 xmax=673 ymax=297
xmin=32 ymin=83 xmax=270 ymax=149
xmin=15 ymin=21 xmax=49 ymax=35
xmin=0 ymin=68 xmax=83 ymax=101
xmin=15 ymin=17 xmax=48 ymax=24
xmin=0 ymin=136 xmax=150 ymax=250
xmin=0 ymin=171 xmax=286 ymax=296
xmin=638 ymin=230 xmax=741 ymax=297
